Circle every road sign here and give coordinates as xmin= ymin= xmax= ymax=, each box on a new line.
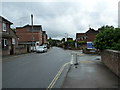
xmin=87 ymin=42 xmax=94 ymax=49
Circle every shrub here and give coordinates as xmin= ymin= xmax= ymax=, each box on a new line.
xmin=94 ymin=26 xmax=120 ymax=51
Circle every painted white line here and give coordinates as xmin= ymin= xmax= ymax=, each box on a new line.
xmin=47 ymin=62 xmax=70 ymax=90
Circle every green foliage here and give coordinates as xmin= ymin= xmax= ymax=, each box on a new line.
xmin=12 ymin=28 xmax=16 ymax=32
xmin=48 ymin=38 xmax=61 ymax=46
xmin=77 ymin=41 xmax=86 ymax=45
xmin=64 ymin=40 xmax=75 ymax=48
xmin=94 ymin=25 xmax=120 ymax=51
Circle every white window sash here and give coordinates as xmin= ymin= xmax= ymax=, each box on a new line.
xmin=4 ymin=39 xmax=7 ymax=47
xmin=3 ymin=23 xmax=7 ymax=31
xmin=12 ymin=38 xmax=15 ymax=44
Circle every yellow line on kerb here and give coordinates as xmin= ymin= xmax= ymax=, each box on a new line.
xmin=79 ymin=60 xmax=94 ymax=63
xmin=46 ymin=62 xmax=70 ymax=90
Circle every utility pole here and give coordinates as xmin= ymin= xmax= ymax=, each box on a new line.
xmin=31 ymin=14 xmax=34 ymax=51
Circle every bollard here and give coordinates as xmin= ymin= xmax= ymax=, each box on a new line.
xmin=74 ymin=53 xmax=79 ymax=66
xmin=71 ymin=53 xmax=79 ymax=68
xmin=74 ymin=53 xmax=79 ymax=68
xmin=70 ymin=54 xmax=74 ymax=65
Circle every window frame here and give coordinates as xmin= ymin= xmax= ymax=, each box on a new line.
xmin=4 ymin=39 xmax=7 ymax=47
xmin=2 ymin=23 xmax=7 ymax=32
xmin=2 ymin=39 xmax=8 ymax=49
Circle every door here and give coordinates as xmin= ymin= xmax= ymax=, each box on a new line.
xmin=10 ymin=44 xmax=14 ymax=55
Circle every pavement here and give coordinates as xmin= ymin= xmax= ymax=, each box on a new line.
xmin=2 ymin=52 xmax=35 ymax=60
xmin=62 ymin=54 xmax=119 ymax=88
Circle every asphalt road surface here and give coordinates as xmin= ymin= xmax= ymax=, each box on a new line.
xmin=2 ymin=47 xmax=73 ymax=88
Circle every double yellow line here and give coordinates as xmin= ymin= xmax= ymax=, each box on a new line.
xmin=47 ymin=62 xmax=70 ymax=90
xmin=79 ymin=60 xmax=94 ymax=63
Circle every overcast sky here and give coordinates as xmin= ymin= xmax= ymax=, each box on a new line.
xmin=1 ymin=0 xmax=119 ymax=40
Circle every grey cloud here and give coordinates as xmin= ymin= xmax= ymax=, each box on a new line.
xmin=1 ymin=1 xmax=118 ymax=39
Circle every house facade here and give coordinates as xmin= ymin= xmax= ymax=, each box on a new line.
xmin=16 ymin=25 xmax=48 ymax=50
xmin=16 ymin=25 xmax=42 ymax=45
xmin=76 ymin=28 xmax=98 ymax=42
xmin=0 ymin=16 xmax=18 ymax=56
xmin=9 ymin=29 xmax=19 ymax=55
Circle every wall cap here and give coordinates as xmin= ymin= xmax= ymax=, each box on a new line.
xmin=105 ymin=49 xmax=120 ymax=53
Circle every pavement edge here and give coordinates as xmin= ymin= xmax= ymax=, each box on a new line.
xmin=60 ymin=63 xmax=72 ymax=88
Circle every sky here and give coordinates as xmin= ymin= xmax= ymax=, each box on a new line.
xmin=1 ymin=0 xmax=119 ymax=40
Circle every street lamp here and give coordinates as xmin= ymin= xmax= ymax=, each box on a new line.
xmin=31 ymin=14 xmax=34 ymax=51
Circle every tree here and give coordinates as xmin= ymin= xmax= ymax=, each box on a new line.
xmin=48 ymin=38 xmax=61 ymax=47
xmin=64 ymin=40 xmax=74 ymax=49
xmin=93 ymin=25 xmax=120 ymax=51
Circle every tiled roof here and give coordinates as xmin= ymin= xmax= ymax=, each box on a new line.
xmin=0 ymin=16 xmax=13 ymax=24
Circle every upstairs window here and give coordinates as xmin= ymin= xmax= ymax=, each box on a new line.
xmin=3 ymin=23 xmax=7 ymax=31
xmin=80 ymin=37 xmax=84 ymax=40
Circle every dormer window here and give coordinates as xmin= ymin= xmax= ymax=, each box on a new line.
xmin=3 ymin=23 xmax=7 ymax=31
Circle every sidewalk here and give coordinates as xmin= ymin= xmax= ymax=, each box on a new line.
xmin=2 ymin=52 xmax=35 ymax=61
xmin=62 ymin=54 xmax=119 ymax=88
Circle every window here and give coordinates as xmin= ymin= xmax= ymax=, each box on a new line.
xmin=3 ymin=23 xmax=7 ymax=31
xmin=2 ymin=39 xmax=7 ymax=49
xmin=81 ymin=37 xmax=84 ymax=40
xmin=84 ymin=36 xmax=87 ymax=40
xmin=4 ymin=39 xmax=7 ymax=47
xmin=12 ymin=38 xmax=16 ymax=45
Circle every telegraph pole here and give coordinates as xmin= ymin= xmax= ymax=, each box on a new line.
xmin=31 ymin=14 xmax=34 ymax=51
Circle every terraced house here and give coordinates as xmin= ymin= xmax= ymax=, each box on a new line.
xmin=0 ymin=16 xmax=18 ymax=56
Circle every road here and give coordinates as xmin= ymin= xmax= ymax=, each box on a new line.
xmin=2 ymin=47 xmax=73 ymax=88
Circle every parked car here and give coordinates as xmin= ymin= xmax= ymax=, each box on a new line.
xmin=43 ymin=46 xmax=47 ymax=52
xmin=36 ymin=46 xmax=47 ymax=53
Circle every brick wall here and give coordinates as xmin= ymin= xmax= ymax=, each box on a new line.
xmin=16 ymin=26 xmax=43 ymax=45
xmin=86 ymin=33 xmax=97 ymax=42
xmin=2 ymin=48 xmax=10 ymax=56
xmin=2 ymin=39 xmax=12 ymax=56
xmin=14 ymin=45 xmax=28 ymax=54
xmin=39 ymin=31 xmax=43 ymax=45
xmin=101 ymin=50 xmax=120 ymax=77
xmin=16 ymin=26 xmax=29 ymax=33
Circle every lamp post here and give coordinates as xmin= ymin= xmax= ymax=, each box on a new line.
xmin=31 ymin=14 xmax=34 ymax=51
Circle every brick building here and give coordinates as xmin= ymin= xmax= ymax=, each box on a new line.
xmin=76 ymin=28 xmax=98 ymax=42
xmin=42 ymin=31 xmax=48 ymax=44
xmin=16 ymin=25 xmax=47 ymax=47
xmin=0 ymin=16 xmax=18 ymax=56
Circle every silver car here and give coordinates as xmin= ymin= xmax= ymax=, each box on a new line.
xmin=36 ymin=46 xmax=47 ymax=53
